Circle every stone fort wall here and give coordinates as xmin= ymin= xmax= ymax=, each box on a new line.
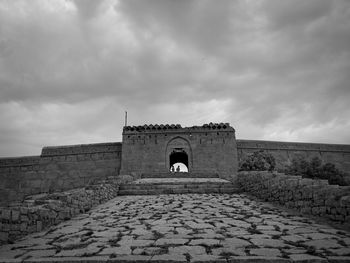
xmin=0 ymin=143 xmax=121 ymax=206
xmin=237 ymin=140 xmax=350 ymax=176
xmin=1 ymin=136 xmax=350 ymax=206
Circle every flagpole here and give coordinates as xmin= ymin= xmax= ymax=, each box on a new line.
xmin=125 ymin=111 xmax=128 ymax=126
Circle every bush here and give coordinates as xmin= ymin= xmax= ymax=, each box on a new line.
xmin=285 ymin=156 xmax=348 ymax=186
xmin=240 ymin=150 xmax=276 ymax=171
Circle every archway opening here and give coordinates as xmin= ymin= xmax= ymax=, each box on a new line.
xmin=172 ymin=162 xmax=188 ymax=172
xmin=169 ymin=150 xmax=189 ymax=172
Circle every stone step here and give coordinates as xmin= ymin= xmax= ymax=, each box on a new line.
xmin=118 ymin=177 xmax=239 ymax=195
xmin=118 ymin=187 xmax=239 ymax=195
xmin=119 ymin=182 xmax=234 ymax=190
xmin=141 ymin=172 xmax=219 ymax=178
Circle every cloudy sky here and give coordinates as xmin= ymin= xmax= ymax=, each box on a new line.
xmin=0 ymin=0 xmax=350 ymax=157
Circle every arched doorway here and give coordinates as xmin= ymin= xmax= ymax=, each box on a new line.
xmin=165 ymin=136 xmax=192 ymax=172
xmin=169 ymin=150 xmax=189 ymax=172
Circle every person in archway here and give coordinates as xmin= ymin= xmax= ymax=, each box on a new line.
xmin=176 ymin=165 xmax=180 ymax=172
xmin=170 ymin=165 xmax=175 ymax=173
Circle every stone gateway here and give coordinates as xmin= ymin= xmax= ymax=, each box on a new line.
xmin=120 ymin=123 xmax=238 ymax=180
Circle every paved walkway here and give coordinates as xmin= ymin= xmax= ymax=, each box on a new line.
xmin=0 ymin=194 xmax=350 ymax=262
xmin=132 ymin=178 xmax=230 ymax=184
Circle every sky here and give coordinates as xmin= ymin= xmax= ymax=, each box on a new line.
xmin=0 ymin=0 xmax=350 ymax=157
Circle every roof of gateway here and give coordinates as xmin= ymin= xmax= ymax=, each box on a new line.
xmin=123 ymin=122 xmax=234 ymax=133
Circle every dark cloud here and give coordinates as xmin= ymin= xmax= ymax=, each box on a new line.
xmin=0 ymin=0 xmax=349 ymax=157
xmin=71 ymin=0 xmax=102 ymax=19
xmin=261 ymin=0 xmax=334 ymax=30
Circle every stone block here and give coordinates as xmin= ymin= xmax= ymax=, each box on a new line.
xmin=29 ymin=180 xmax=42 ymax=188
xmin=0 ymin=231 xmax=8 ymax=241
xmin=1 ymin=209 xmax=11 ymax=220
xmin=27 ymin=224 xmax=36 ymax=233
xmin=340 ymin=196 xmax=350 ymax=207
xmin=227 ymin=256 xmax=289 ymax=263
xmin=10 ymin=224 xmax=20 ymax=231
xmin=19 ymin=207 xmax=29 ymax=214
xmin=36 ymin=221 xmax=43 ymax=232
xmin=328 ymin=256 xmax=350 ymax=263
xmin=58 ymin=211 xmax=70 ymax=220
xmin=11 ymin=210 xmax=20 ymax=221
xmin=289 ymin=254 xmax=327 ymax=262
xmin=311 ymin=207 xmax=320 ymax=215
xmin=20 ymin=222 xmax=27 ymax=232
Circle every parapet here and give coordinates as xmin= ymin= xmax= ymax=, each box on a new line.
xmin=41 ymin=142 xmax=122 ymax=157
xmin=237 ymin=139 xmax=350 ymax=153
xmin=123 ymin=122 xmax=235 ymax=134
xmin=0 ymin=156 xmax=40 ymax=167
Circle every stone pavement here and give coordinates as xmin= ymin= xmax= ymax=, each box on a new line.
xmin=0 ymin=194 xmax=350 ymax=262
xmin=132 ymin=178 xmax=230 ymax=183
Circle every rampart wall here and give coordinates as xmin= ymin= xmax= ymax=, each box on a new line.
xmin=237 ymin=140 xmax=350 ymax=175
xmin=0 ymin=176 xmax=121 ymax=244
xmin=0 ymin=143 xmax=122 ymax=206
xmin=2 ymin=137 xmax=350 ymax=206
xmin=237 ymin=171 xmax=350 ymax=226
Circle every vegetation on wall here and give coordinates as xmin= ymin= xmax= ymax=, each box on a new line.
xmin=285 ymin=156 xmax=348 ymax=186
xmin=240 ymin=151 xmax=348 ymax=186
xmin=239 ymin=150 xmax=276 ymax=171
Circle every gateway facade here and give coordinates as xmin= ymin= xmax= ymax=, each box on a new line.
xmin=120 ymin=123 xmax=238 ymax=180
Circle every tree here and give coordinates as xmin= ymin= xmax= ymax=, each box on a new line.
xmin=285 ymin=156 xmax=347 ymax=186
xmin=240 ymin=150 xmax=276 ymax=171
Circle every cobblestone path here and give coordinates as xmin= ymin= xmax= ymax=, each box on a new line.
xmin=0 ymin=194 xmax=350 ymax=262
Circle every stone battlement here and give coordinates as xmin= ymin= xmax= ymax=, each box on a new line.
xmin=123 ymin=122 xmax=234 ymax=134
xmin=237 ymin=139 xmax=350 ymax=153
xmin=0 ymin=156 xmax=40 ymax=167
xmin=41 ymin=142 xmax=122 ymax=157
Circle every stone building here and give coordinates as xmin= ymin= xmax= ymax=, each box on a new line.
xmin=120 ymin=123 xmax=237 ymax=180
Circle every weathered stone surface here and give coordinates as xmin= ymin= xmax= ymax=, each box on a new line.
xmin=168 ymin=245 xmax=206 ymax=256
xmin=0 ymin=177 xmax=120 ymax=244
xmin=154 ymin=238 xmax=189 ymax=246
xmin=22 ymin=249 xmax=57 ymax=258
xmin=191 ymin=254 xmax=226 ymax=262
xmin=250 ymin=248 xmax=282 ymax=257
xmin=250 ymin=238 xmax=287 ymax=248
xmin=121 ymin=123 xmax=238 ymax=179
xmin=237 ymin=171 xmax=350 ymax=226
xmin=227 ymin=256 xmax=290 ymax=263
xmin=304 ymin=239 xmax=341 ymax=249
xmin=1 ymin=193 xmax=350 ymax=263
xmin=99 ymin=246 xmax=132 ymax=255
xmin=327 ymin=256 xmax=350 ymax=263
xmin=328 ymin=248 xmax=350 ymax=256
xmin=189 ymin=238 xmax=220 ymax=246
xmin=150 ymin=254 xmax=187 ymax=262
xmin=289 ymin=254 xmax=328 ymax=262
xmin=0 ymin=143 xmax=121 ymax=206
xmin=220 ymin=238 xmax=251 ymax=250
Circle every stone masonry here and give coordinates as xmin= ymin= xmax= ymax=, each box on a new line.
xmin=0 ymin=194 xmax=349 ymax=262
xmin=238 ymin=171 xmax=350 ymax=226
xmin=0 ymin=143 xmax=121 ymax=206
xmin=120 ymin=123 xmax=238 ymax=180
xmin=1 ymin=123 xmax=350 ymax=206
xmin=0 ymin=176 xmax=122 ymax=245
